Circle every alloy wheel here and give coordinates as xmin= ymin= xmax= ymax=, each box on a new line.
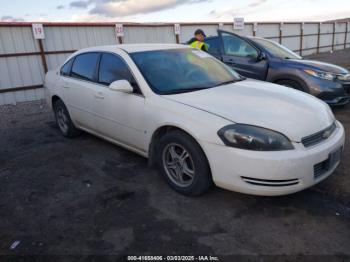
xmin=56 ymin=107 xmax=69 ymax=133
xmin=162 ymin=143 xmax=195 ymax=187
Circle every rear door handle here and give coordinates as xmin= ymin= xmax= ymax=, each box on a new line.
xmin=62 ymin=81 xmax=70 ymax=88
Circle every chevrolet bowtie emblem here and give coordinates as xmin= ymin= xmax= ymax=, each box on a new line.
xmin=322 ymin=130 xmax=332 ymax=139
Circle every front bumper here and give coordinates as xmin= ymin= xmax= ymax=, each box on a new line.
xmin=323 ymin=96 xmax=350 ymax=106
xmin=200 ymin=121 xmax=345 ymax=196
xmin=307 ymin=77 xmax=350 ymax=106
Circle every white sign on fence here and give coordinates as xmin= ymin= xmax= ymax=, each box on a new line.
xmin=32 ymin=24 xmax=45 ymax=39
xmin=233 ymin=17 xmax=244 ymax=30
xmin=174 ymin=24 xmax=181 ymax=35
xmin=219 ymin=22 xmax=224 ymax=29
xmin=115 ymin=24 xmax=124 ymax=37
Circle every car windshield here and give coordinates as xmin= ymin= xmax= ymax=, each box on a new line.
xmin=252 ymin=38 xmax=302 ymax=60
xmin=130 ymin=48 xmax=242 ymax=95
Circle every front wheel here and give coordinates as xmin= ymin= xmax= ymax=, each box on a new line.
xmin=157 ymin=130 xmax=213 ymax=196
xmin=275 ymin=79 xmax=306 ymax=92
xmin=54 ymin=99 xmax=80 ymax=138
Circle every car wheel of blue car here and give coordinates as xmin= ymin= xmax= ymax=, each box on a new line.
xmin=276 ymin=79 xmax=306 ymax=92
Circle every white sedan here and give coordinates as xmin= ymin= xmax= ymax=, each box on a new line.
xmin=45 ymin=44 xmax=345 ymax=196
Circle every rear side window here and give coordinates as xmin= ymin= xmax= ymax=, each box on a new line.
xmin=60 ymin=58 xmax=74 ymax=76
xmin=98 ymin=53 xmax=136 ymax=86
xmin=71 ymin=53 xmax=100 ymax=81
xmin=205 ymin=37 xmax=221 ymax=55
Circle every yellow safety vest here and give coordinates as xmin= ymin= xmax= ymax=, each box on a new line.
xmin=189 ymin=40 xmax=208 ymax=51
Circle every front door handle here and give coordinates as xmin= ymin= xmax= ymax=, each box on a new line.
xmin=94 ymin=92 xmax=104 ymax=99
xmin=226 ymin=58 xmax=236 ymax=64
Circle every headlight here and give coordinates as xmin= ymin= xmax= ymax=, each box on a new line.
xmin=304 ymin=69 xmax=336 ymax=81
xmin=217 ymin=124 xmax=294 ymax=151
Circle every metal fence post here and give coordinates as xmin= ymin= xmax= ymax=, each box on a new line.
xmin=279 ymin=22 xmax=283 ymax=44
xmin=299 ymin=22 xmax=304 ymax=56
xmin=38 ymin=39 xmax=48 ymax=74
xmin=317 ymin=22 xmax=321 ymax=54
xmin=253 ymin=22 xmax=257 ymax=37
xmin=332 ymin=22 xmax=336 ymax=51
xmin=344 ymin=22 xmax=348 ymax=49
xmin=174 ymin=24 xmax=180 ymax=44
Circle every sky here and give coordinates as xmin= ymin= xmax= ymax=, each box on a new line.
xmin=0 ymin=0 xmax=349 ymax=23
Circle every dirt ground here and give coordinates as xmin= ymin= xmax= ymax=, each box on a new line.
xmin=0 ymin=49 xmax=350 ymax=261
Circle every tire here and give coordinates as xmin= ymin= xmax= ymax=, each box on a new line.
xmin=53 ymin=99 xmax=80 ymax=138
xmin=275 ymin=79 xmax=306 ymax=92
xmin=157 ymin=130 xmax=213 ymax=196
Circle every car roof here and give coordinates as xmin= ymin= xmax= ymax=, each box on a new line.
xmin=205 ymin=33 xmax=252 ymax=41
xmin=75 ymin=44 xmax=190 ymax=54
xmin=247 ymin=36 xmax=269 ymax=41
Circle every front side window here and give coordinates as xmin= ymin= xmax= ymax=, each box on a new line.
xmin=222 ymin=33 xmax=258 ymax=59
xmin=71 ymin=53 xmax=99 ymax=81
xmin=251 ymin=37 xmax=301 ymax=60
xmin=98 ymin=53 xmax=136 ymax=86
xmin=60 ymin=58 xmax=74 ymax=76
xmin=130 ymin=48 xmax=242 ymax=95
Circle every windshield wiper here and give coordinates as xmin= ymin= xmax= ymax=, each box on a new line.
xmin=163 ymin=87 xmax=211 ymax=95
xmin=162 ymin=78 xmax=243 ymax=95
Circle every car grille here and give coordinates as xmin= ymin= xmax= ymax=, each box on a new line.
xmin=342 ymin=82 xmax=350 ymax=94
xmin=337 ymin=73 xmax=350 ymax=81
xmin=241 ymin=176 xmax=299 ymax=187
xmin=337 ymin=74 xmax=350 ymax=94
xmin=301 ymin=123 xmax=337 ymax=148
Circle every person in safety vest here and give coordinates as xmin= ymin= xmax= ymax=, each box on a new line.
xmin=187 ymin=29 xmax=208 ymax=52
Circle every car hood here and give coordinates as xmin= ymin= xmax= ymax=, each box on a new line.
xmin=163 ymin=79 xmax=335 ymax=142
xmin=289 ymin=59 xmax=348 ymax=74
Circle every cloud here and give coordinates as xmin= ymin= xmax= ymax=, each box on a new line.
xmin=0 ymin=15 xmax=24 ymax=22
xmin=70 ymin=13 xmax=117 ymax=22
xmin=67 ymin=0 xmax=209 ymax=17
xmin=210 ymin=0 xmax=268 ymax=18
xmin=91 ymin=0 xmax=209 ymax=17
xmin=248 ymin=0 xmax=267 ymax=8
xmin=70 ymin=0 xmax=91 ymax=9
xmin=56 ymin=5 xmax=65 ymax=10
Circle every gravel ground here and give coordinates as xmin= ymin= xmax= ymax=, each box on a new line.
xmin=0 ymin=50 xmax=350 ymax=261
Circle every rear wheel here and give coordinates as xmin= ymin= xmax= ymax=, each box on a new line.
xmin=53 ymin=99 xmax=80 ymax=138
xmin=275 ymin=79 xmax=306 ymax=92
xmin=157 ymin=130 xmax=213 ymax=196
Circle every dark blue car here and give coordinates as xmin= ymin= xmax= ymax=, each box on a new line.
xmin=205 ymin=30 xmax=350 ymax=105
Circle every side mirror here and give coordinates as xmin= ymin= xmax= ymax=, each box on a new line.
xmin=109 ymin=80 xmax=133 ymax=93
xmin=257 ymin=52 xmax=266 ymax=61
